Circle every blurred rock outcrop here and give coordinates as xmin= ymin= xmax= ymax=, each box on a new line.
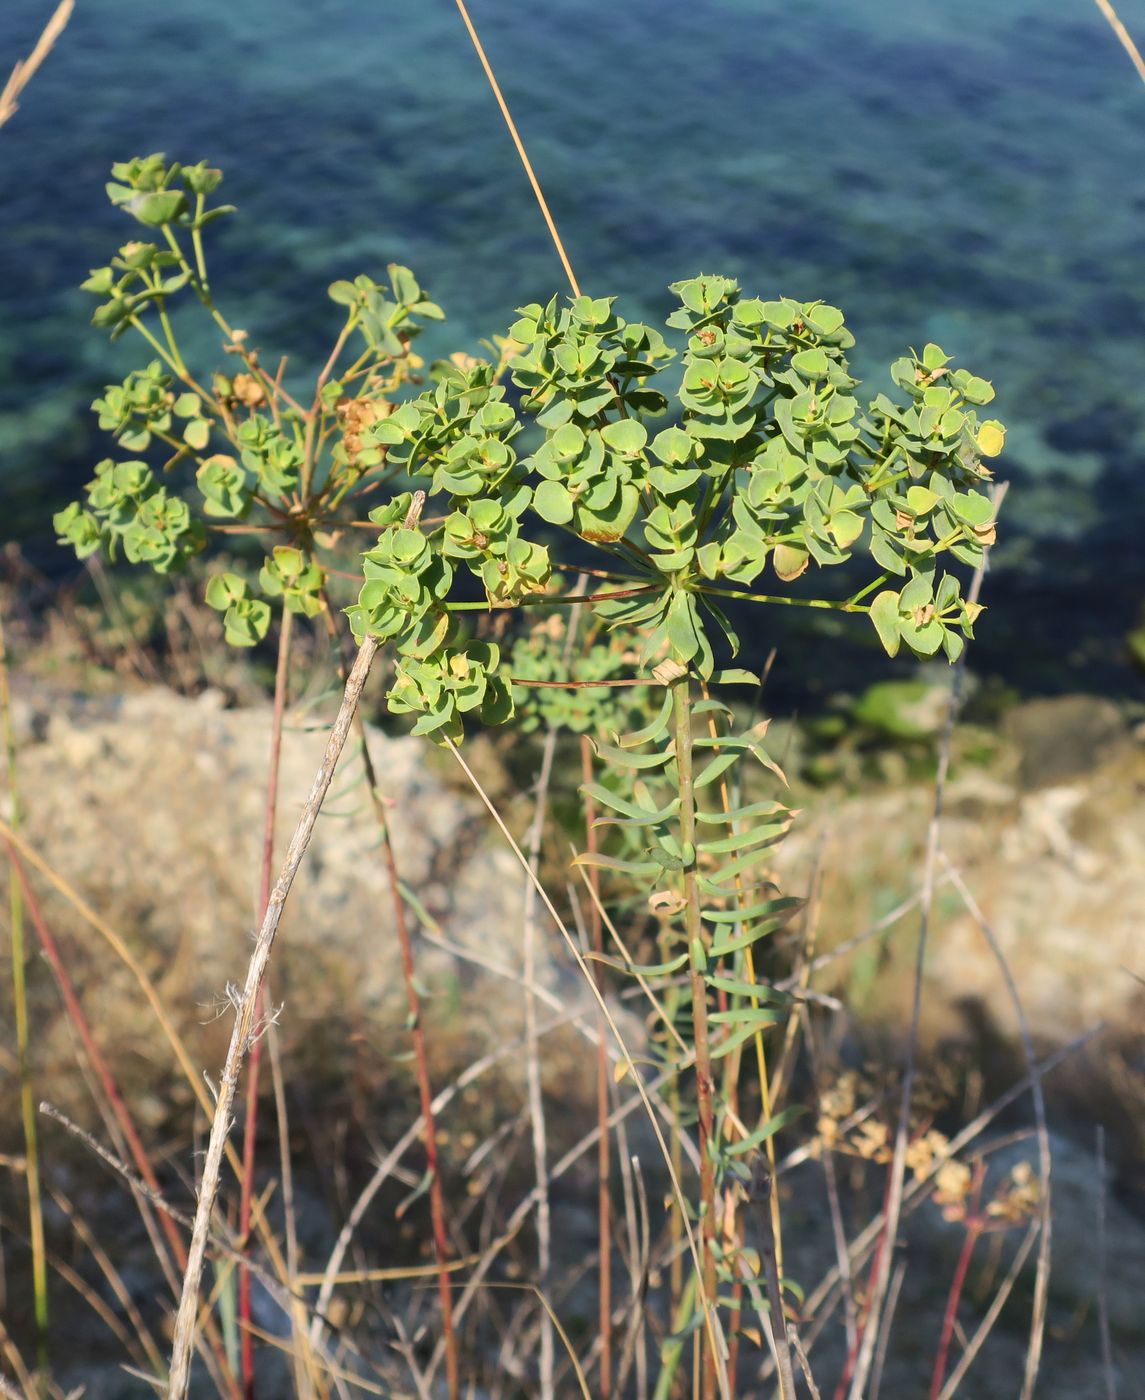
xmin=772 ymin=695 xmax=1145 ymax=1149
xmin=2 ymin=678 xmax=594 ymax=1136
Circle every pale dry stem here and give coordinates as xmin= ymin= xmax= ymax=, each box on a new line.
xmin=0 ymin=0 xmax=74 ymax=130
xmin=166 ymin=634 xmax=379 ymax=1399
xmin=847 ymin=483 xmax=1006 ymax=1399
xmin=1092 ymin=0 xmax=1145 ymax=84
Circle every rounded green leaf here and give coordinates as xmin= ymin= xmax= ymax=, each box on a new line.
xmin=869 ymin=590 xmax=902 ymax=657
xmin=791 ymin=348 xmax=829 ymax=379
xmin=533 ymin=480 xmax=574 ymax=525
xmin=773 ymin=542 xmax=809 ymax=582
xmin=600 ymin=419 xmax=648 ymax=455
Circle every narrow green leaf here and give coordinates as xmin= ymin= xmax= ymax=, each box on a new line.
xmin=709 ymin=1023 xmax=773 ymax=1060
xmin=704 ymin=976 xmax=788 ymax=1002
xmin=725 ymin=1105 xmax=806 ymax=1154
xmin=702 ymin=896 xmax=802 ymax=924
xmin=693 ymin=749 xmax=740 ymax=790
xmin=589 ymin=740 xmax=675 ymax=771
xmin=616 ymin=690 xmax=674 ymax=748
xmin=581 ymin=782 xmax=676 ymax=821
xmin=708 ymin=1006 xmax=784 ymax=1026
xmin=570 ymin=852 xmax=661 ymax=880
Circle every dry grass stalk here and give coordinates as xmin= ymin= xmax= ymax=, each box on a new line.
xmin=941 ymin=856 xmax=1052 ymax=1399
xmin=11 ymin=848 xmax=187 ymax=1276
xmin=847 ymin=483 xmax=1006 ymax=1399
xmin=453 ymin=0 xmax=581 ymax=297
xmin=237 ymin=607 xmax=294 ymax=1400
xmin=1094 ymin=1126 xmax=1118 ymax=1400
xmin=166 ymin=633 xmax=379 ymax=1398
xmin=519 ymin=593 xmax=583 ymax=1398
xmin=935 ymin=1221 xmax=1040 ymax=1400
xmin=1 ymin=608 xmax=48 ymax=1365
xmin=0 ymin=0 xmax=74 ymax=130
xmin=1093 ymin=0 xmax=1145 ymax=84
xmin=440 ymin=738 xmax=732 ymax=1400
xmin=523 ymin=728 xmax=558 ymax=1400
xmin=750 ymin=1159 xmax=797 ymax=1399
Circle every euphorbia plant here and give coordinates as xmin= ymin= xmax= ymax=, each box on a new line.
xmin=342 ymin=276 xmax=1003 ymax=1391
xmin=55 ymin=156 xmax=1004 ymax=1398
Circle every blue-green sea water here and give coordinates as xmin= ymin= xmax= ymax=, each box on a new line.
xmin=2 ymin=0 xmax=1144 ymax=695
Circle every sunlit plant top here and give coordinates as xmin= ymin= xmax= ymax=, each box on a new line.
xmin=57 ymin=155 xmax=1003 ymax=743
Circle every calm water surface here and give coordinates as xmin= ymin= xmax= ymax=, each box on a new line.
xmin=2 ymin=0 xmax=1144 ymax=694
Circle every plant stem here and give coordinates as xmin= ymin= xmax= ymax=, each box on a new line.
xmin=581 ymin=733 xmax=612 ymax=1399
xmin=166 ymin=634 xmax=379 ymax=1400
xmin=698 ymin=584 xmax=870 ymax=613
xmin=670 ymin=673 xmax=719 ymax=1400
xmin=524 ymin=728 xmax=558 ymax=1400
xmin=929 ymin=1221 xmax=982 ymax=1400
xmin=320 ymin=594 xmax=460 ymax=1400
xmin=0 ymin=611 xmax=49 ymax=1370
xmin=237 ymin=607 xmax=294 ymax=1400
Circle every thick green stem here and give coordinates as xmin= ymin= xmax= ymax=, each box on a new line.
xmin=671 ymin=673 xmax=719 ymax=1400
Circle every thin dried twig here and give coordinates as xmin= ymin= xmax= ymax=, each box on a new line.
xmin=268 ymin=1022 xmax=318 ymax=1400
xmin=520 ymin=591 xmax=583 ymax=1399
xmin=788 ymin=1323 xmax=822 ymax=1400
xmin=1095 ymin=1127 xmax=1118 ymax=1400
xmin=452 ymin=0 xmax=581 ymax=297
xmin=750 ymin=1158 xmax=796 ymax=1399
xmin=847 ymin=483 xmax=1007 ymax=1399
xmin=166 ymin=634 xmax=379 ymax=1398
xmin=524 ymin=719 xmax=559 ymax=1400
xmin=941 ymin=856 xmax=1052 ymax=1399
xmin=238 ymin=606 xmax=293 ymax=1400
xmin=0 ymin=0 xmax=74 ymax=129
xmin=801 ymin=1005 xmax=858 ymax=1353
xmin=1092 ymin=0 xmax=1145 ymax=84
xmin=869 ymin=1259 xmax=905 ymax=1400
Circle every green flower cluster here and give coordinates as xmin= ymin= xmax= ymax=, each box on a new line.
xmin=55 ymin=159 xmax=467 ymax=655
xmin=388 ymin=639 xmax=513 ymax=742
xmin=53 ymin=460 xmax=204 ymax=574
xmin=80 ymin=156 xmax=231 ymax=339
xmin=347 ymin=274 xmax=1002 ymax=738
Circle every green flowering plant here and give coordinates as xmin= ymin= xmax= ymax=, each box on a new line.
xmin=56 ymin=153 xmax=448 ymax=647
xmin=339 ymin=270 xmax=1002 ymax=1381
xmin=53 ymin=157 xmax=1006 ymax=1397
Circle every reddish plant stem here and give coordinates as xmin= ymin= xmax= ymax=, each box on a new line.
xmin=930 ymin=1184 xmax=985 ymax=1400
xmin=580 ymin=733 xmax=612 ymax=1398
xmin=12 ymin=854 xmax=241 ymax=1398
xmin=375 ymin=751 xmax=460 ymax=1400
xmin=13 ymin=856 xmax=184 ymax=1265
xmin=238 ymin=608 xmax=294 ymax=1400
xmin=320 ymin=595 xmax=460 ymax=1400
